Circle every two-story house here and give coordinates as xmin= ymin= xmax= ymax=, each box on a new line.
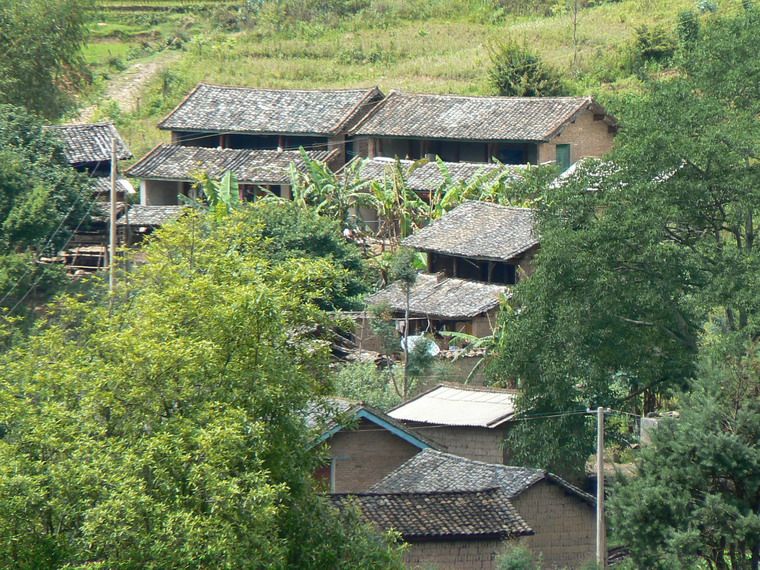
xmin=351 ymin=91 xmax=616 ymax=170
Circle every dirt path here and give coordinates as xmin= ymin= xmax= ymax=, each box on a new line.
xmin=77 ymin=51 xmax=182 ymax=122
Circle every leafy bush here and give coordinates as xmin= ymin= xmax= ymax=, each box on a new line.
xmin=488 ymin=42 xmax=565 ymax=97
xmin=496 ymin=545 xmax=540 ymax=570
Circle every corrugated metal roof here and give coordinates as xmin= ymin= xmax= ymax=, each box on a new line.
xmin=389 ymin=384 xmax=517 ymax=428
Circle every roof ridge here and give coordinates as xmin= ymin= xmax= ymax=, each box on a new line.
xmin=196 ymin=82 xmax=378 ymax=94
xmin=330 ymin=486 xmax=505 ymax=498
xmin=390 ymin=91 xmax=592 ymax=102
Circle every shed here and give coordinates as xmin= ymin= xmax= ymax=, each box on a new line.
xmin=387 ymin=384 xmax=517 ymax=463
xmin=331 ymin=488 xmax=533 ymax=570
xmin=371 ymin=448 xmax=596 ymax=569
xmin=308 ymin=398 xmax=437 ymax=493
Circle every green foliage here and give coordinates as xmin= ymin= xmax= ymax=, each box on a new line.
xmin=240 ymin=200 xmax=374 ymax=310
xmin=487 ymin=42 xmax=565 ymax=97
xmin=0 ymin=104 xmax=93 ymax=315
xmin=0 ymin=208 xmax=404 ymax=569
xmin=189 ymin=170 xmax=241 ymax=213
xmin=496 ymin=545 xmax=540 ymax=570
xmin=331 ymin=361 xmax=404 ymax=411
xmin=490 ymin=6 xmax=760 ymax=477
xmin=0 ymin=0 xmax=92 ymax=118
xmin=609 ymin=338 xmax=760 ymax=569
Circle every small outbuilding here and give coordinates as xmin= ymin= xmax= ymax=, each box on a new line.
xmin=388 ymin=383 xmax=517 ymax=463
xmin=371 ymin=448 xmax=597 ymax=569
xmin=330 ymin=487 xmax=534 ymax=570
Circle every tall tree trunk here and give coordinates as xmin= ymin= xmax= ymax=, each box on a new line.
xmin=403 ymin=286 xmax=410 ymax=399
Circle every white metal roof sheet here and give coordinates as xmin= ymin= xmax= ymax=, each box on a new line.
xmin=389 ymin=385 xmax=516 ymax=428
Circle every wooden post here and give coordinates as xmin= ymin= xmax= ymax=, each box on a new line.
xmin=109 ymin=137 xmax=117 ymax=294
xmin=596 ymin=406 xmax=607 ymax=569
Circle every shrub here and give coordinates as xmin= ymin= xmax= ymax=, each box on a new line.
xmin=496 ymin=545 xmax=540 ymax=570
xmin=488 ymin=42 xmax=565 ymax=97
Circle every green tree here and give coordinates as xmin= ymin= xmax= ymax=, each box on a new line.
xmin=0 ymin=0 xmax=92 ymax=118
xmin=488 ymin=42 xmax=565 ymax=97
xmin=0 ymin=209 xmax=404 ymax=569
xmin=609 ymin=338 xmax=760 ymax=569
xmin=490 ymin=6 xmax=760 ymax=477
xmin=0 ymin=104 xmax=93 ymax=318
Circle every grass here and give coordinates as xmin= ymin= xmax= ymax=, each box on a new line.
xmin=84 ymin=0 xmax=745 ymax=158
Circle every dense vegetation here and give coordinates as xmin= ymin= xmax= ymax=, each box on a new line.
xmin=1 ymin=0 xmax=758 ymax=567
xmin=0 ymin=206 xmax=404 ymax=568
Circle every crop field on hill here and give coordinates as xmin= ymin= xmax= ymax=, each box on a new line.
xmin=82 ymin=0 xmax=745 ymax=158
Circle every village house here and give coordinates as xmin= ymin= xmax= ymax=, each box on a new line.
xmin=46 ymin=122 xmax=134 ymax=201
xmin=371 ymin=448 xmax=597 ymax=569
xmin=309 ymin=399 xmax=437 ymax=493
xmin=331 ymin=488 xmax=533 ymax=570
xmin=156 ymin=83 xmax=384 ymax=166
xmin=388 ymin=383 xmax=517 ymax=464
xmin=125 ymin=144 xmax=337 ymax=205
xmin=357 ymin=201 xmax=536 ymax=349
xmin=350 ymin=91 xmax=616 ymax=170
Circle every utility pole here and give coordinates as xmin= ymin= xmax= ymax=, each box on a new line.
xmin=109 ymin=137 xmax=117 ymax=294
xmin=596 ymin=406 xmax=608 ymax=569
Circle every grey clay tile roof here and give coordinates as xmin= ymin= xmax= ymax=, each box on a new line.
xmin=330 ymin=488 xmax=533 ymax=540
xmin=90 ymin=176 xmax=135 ymax=195
xmin=353 ymin=91 xmax=604 ymax=141
xmin=351 ymin=157 xmax=524 ymax=193
xmin=388 ymin=383 xmax=517 ymax=428
xmin=370 ymin=449 xmax=595 ymax=506
xmin=45 ymin=123 xmax=132 ymax=164
xmin=403 ymin=201 xmax=538 ymax=262
xmin=126 ymin=144 xmax=335 ymax=185
xmin=365 ymin=273 xmax=507 ymax=320
xmin=116 ymin=205 xmax=184 ymax=227
xmin=158 ymin=83 xmax=383 ymax=135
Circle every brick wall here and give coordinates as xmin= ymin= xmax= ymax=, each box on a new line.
xmin=404 ymin=537 xmax=521 ymax=570
xmin=407 ymin=424 xmax=507 ymax=464
xmin=327 ymin=418 xmax=422 ymax=493
xmin=537 ymin=109 xmax=615 ymax=164
xmin=512 ymin=481 xmax=595 ymax=569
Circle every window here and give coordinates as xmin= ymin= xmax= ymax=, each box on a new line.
xmin=556 ymin=144 xmax=571 ymax=171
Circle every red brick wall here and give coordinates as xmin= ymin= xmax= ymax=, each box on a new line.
xmin=327 ymin=418 xmax=422 ymax=493
xmin=512 ymin=481 xmax=596 ymax=569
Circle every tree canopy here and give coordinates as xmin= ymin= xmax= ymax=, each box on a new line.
xmin=0 ymin=209 xmax=404 ymax=569
xmin=0 ymin=0 xmax=92 ymax=118
xmin=609 ymin=338 xmax=760 ymax=569
xmin=0 ymin=104 xmax=93 ymax=317
xmin=489 ymin=5 xmax=760 ymax=477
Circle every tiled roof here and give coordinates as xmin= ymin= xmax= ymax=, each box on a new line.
xmin=330 ymin=488 xmax=533 ymax=540
xmin=45 ymin=123 xmax=132 ymax=164
xmin=90 ymin=176 xmax=135 ymax=195
xmin=403 ymin=201 xmax=538 ymax=262
xmin=388 ymin=383 xmax=517 ymax=428
xmin=365 ymin=273 xmax=507 ymax=319
xmin=116 ymin=205 xmax=184 ymax=227
xmin=353 ymin=91 xmax=604 ymax=141
xmin=351 ymin=157 xmax=524 ymax=193
xmin=308 ymin=398 xmax=440 ymax=450
xmin=125 ymin=145 xmax=335 ymax=185
xmin=158 ymin=83 xmax=383 ymax=135
xmin=371 ymin=449 xmax=595 ymax=506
